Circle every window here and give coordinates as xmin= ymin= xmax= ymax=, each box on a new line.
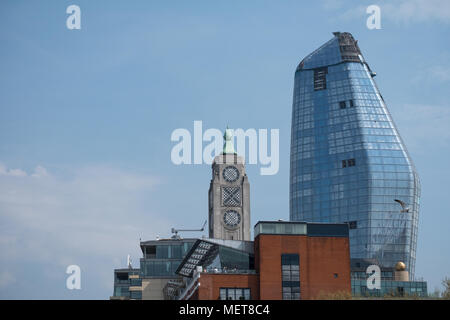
xmin=334 ymin=273 xmax=339 ymax=278
xmin=339 ymin=101 xmax=346 ymax=109
xmin=130 ymin=291 xmax=142 ymax=300
xmin=342 ymin=159 xmax=356 ymax=168
xmin=222 ymin=186 xmax=241 ymax=206
xmin=114 ymin=286 xmax=129 ymax=297
xmin=281 ymin=254 xmax=300 ymax=300
xmin=182 ymin=242 xmax=194 ymax=256
xmin=145 ymin=246 xmax=156 ymax=259
xmin=361 ymin=285 xmax=368 ymax=296
xmin=116 ymin=272 xmax=128 ymax=281
xmin=313 ymin=67 xmax=327 ymax=91
xmin=349 ymin=99 xmax=354 ymax=107
xmin=143 ymin=260 xmax=180 ymax=277
xmin=348 ymin=221 xmax=357 ymax=229
xmin=219 ymin=288 xmax=251 ymax=300
xmin=156 ymin=245 xmax=169 ymax=259
xmin=171 ymin=245 xmax=182 ymax=259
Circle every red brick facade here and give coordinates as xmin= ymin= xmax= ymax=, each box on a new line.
xmin=189 ymin=234 xmax=350 ymax=300
xmin=256 ymin=234 xmax=351 ymax=299
xmin=195 ymin=274 xmax=259 ymax=300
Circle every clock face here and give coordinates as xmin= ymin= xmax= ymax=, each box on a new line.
xmin=223 ymin=210 xmax=241 ymax=227
xmin=223 ymin=166 xmax=239 ymax=182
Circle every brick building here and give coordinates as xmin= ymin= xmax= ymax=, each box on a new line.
xmin=173 ymin=221 xmax=351 ymax=300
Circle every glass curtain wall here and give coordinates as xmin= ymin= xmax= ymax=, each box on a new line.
xmin=290 ymin=32 xmax=420 ymax=277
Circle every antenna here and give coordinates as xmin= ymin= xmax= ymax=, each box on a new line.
xmin=171 ymin=220 xmax=207 ymax=239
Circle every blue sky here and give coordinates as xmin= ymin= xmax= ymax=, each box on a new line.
xmin=0 ymin=0 xmax=449 ymax=299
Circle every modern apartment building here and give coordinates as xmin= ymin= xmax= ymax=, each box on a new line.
xmin=289 ymin=32 xmax=420 ymax=278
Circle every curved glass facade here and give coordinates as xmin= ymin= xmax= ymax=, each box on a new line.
xmin=289 ymin=32 xmax=420 ymax=278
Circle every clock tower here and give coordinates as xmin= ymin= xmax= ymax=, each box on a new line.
xmin=208 ymin=128 xmax=251 ymax=241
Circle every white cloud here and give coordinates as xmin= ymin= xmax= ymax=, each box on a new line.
xmin=31 ymin=165 xmax=48 ymax=178
xmin=0 ymin=164 xmax=51 ymax=178
xmin=411 ymin=64 xmax=450 ymax=85
xmin=0 ymin=164 xmax=27 ymax=177
xmin=382 ymin=0 xmax=450 ymax=24
xmin=409 ymin=51 xmax=450 ymax=85
xmin=0 ymin=164 xmax=170 ymax=298
xmin=324 ymin=0 xmax=450 ymax=24
xmin=428 ymin=65 xmax=450 ymax=82
xmin=390 ymin=104 xmax=450 ymax=153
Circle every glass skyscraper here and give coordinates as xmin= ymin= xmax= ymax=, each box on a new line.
xmin=289 ymin=32 xmax=420 ymax=278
